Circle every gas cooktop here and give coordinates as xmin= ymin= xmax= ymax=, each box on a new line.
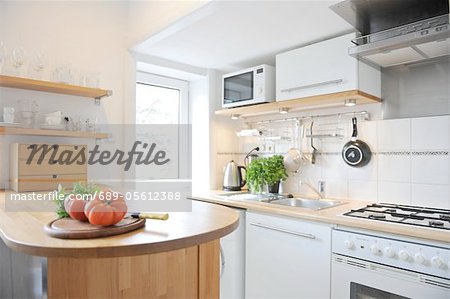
xmin=344 ymin=203 xmax=450 ymax=230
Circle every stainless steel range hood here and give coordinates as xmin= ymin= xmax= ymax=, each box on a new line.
xmin=330 ymin=0 xmax=450 ymax=67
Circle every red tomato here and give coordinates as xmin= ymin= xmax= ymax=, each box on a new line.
xmin=84 ymin=191 xmax=127 ymax=226
xmin=64 ymin=194 xmax=88 ymax=222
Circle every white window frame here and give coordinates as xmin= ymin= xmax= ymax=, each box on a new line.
xmin=135 ymin=71 xmax=191 ymax=179
xmin=136 ymin=72 xmax=189 ymax=125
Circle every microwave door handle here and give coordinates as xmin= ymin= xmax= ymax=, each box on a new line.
xmin=281 ymin=79 xmax=344 ymax=93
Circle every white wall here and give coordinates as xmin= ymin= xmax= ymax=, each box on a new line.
xmin=190 ymin=77 xmax=209 ymax=192
xmin=0 ymin=1 xmax=205 ymax=188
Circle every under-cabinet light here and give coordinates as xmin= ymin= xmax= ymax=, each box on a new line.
xmin=344 ymin=99 xmax=356 ymax=107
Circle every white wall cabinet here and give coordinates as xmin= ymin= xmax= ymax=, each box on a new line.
xmin=245 ymin=212 xmax=332 ymax=299
xmin=276 ymin=33 xmax=380 ymax=101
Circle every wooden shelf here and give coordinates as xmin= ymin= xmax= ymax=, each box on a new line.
xmin=0 ymin=127 xmax=108 ymax=139
xmin=215 ymin=90 xmax=382 ymax=118
xmin=0 ymin=75 xmax=112 ymax=99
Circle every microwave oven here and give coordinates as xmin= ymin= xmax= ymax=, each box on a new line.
xmin=222 ymin=64 xmax=275 ymax=108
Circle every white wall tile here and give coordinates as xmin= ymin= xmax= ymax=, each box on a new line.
xmin=356 ymin=120 xmax=378 ymax=151
xmin=348 ymin=180 xmax=377 ymax=201
xmin=348 ymin=154 xmax=378 ymax=181
xmin=321 ymin=155 xmax=348 ymax=180
xmin=324 ymin=179 xmax=348 ymax=200
xmin=378 ymin=155 xmax=411 ymax=183
xmin=411 ymin=184 xmax=450 ymax=209
xmin=281 ymin=176 xmax=299 ymax=194
xmin=295 ymin=177 xmax=323 ymax=198
xmin=411 ymin=116 xmax=450 ymax=150
xmin=320 ymin=138 xmax=346 ymax=154
xmin=411 ymin=155 xmax=450 ymax=185
xmin=378 ymin=182 xmax=411 ymax=205
xmin=377 ymin=119 xmax=411 ymax=150
xmin=297 ymin=159 xmax=322 ymax=179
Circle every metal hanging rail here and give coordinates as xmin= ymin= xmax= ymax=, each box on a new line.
xmin=245 ymin=110 xmax=369 ymax=125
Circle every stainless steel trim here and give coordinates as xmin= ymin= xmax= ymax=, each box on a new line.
xmin=41 ymin=258 xmax=48 ymax=299
xmin=280 ymin=79 xmax=344 ymax=93
xmin=349 ymin=27 xmax=450 ymax=57
xmin=250 ymin=222 xmax=316 ymax=239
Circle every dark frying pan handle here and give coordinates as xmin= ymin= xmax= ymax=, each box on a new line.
xmin=352 ymin=117 xmax=358 ymax=138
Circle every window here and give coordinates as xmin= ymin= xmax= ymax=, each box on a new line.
xmin=136 ymin=72 xmax=189 ymax=125
xmin=135 ymin=72 xmax=190 ymax=180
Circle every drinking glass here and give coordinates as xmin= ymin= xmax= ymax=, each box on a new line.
xmin=11 ymin=47 xmax=25 ymax=76
xmin=31 ymin=51 xmax=47 ymax=79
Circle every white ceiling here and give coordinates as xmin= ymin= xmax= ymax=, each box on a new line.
xmin=133 ymin=0 xmax=354 ymax=73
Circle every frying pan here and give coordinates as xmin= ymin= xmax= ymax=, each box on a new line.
xmin=342 ymin=117 xmax=371 ymax=167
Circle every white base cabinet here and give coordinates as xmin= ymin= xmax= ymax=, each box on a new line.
xmin=276 ymin=33 xmax=381 ymax=101
xmin=220 ymin=208 xmax=246 ymax=299
xmin=245 ymin=212 xmax=332 ymax=299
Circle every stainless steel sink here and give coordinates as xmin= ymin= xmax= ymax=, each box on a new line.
xmin=269 ymin=198 xmax=344 ymax=210
xmin=214 ymin=192 xmax=288 ymax=202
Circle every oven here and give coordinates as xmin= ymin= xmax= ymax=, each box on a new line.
xmin=331 ymin=229 xmax=450 ymax=299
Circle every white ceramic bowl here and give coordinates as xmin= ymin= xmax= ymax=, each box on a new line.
xmin=284 ymin=148 xmax=302 ymax=172
xmin=45 ymin=115 xmax=63 ymax=125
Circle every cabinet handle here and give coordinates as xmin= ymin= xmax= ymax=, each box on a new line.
xmin=219 ymin=243 xmax=225 ymax=278
xmin=280 ymin=79 xmax=343 ymax=93
xmin=250 ymin=222 xmax=316 ymax=240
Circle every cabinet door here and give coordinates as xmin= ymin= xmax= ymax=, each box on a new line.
xmin=246 ymin=212 xmax=331 ymax=299
xmin=276 ymin=33 xmax=358 ymax=101
xmin=220 ymin=209 xmax=246 ymax=299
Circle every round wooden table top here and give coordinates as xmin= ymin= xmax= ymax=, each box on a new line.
xmin=0 ymin=194 xmax=239 ymax=258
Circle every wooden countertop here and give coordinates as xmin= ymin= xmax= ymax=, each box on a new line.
xmin=0 ymin=192 xmax=239 ymax=258
xmin=191 ymin=191 xmax=450 ymax=244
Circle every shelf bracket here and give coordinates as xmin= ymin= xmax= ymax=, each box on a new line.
xmin=94 ymin=90 xmax=113 ymax=105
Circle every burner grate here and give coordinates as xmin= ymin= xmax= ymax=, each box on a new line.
xmin=344 ymin=203 xmax=450 ymax=230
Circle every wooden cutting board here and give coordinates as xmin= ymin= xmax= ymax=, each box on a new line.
xmin=44 ymin=217 xmax=146 ymax=239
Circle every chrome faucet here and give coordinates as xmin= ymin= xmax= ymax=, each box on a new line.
xmin=299 ymin=180 xmax=325 ymax=199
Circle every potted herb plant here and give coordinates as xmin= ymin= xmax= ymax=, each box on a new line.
xmin=263 ymin=155 xmax=288 ymax=193
xmin=246 ymin=159 xmax=266 ymax=194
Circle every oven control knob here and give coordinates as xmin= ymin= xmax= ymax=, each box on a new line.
xmin=370 ymin=245 xmax=381 ymax=255
xmin=399 ymin=250 xmax=410 ymax=261
xmin=414 ymin=253 xmax=426 ymax=264
xmin=344 ymin=240 xmax=354 ymax=249
xmin=384 ymin=247 xmax=396 ymax=258
xmin=431 ymin=256 xmax=445 ymax=268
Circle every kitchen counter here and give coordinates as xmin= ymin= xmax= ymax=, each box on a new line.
xmin=0 ymin=191 xmax=239 ymax=298
xmin=191 ymin=191 xmax=449 ymax=244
